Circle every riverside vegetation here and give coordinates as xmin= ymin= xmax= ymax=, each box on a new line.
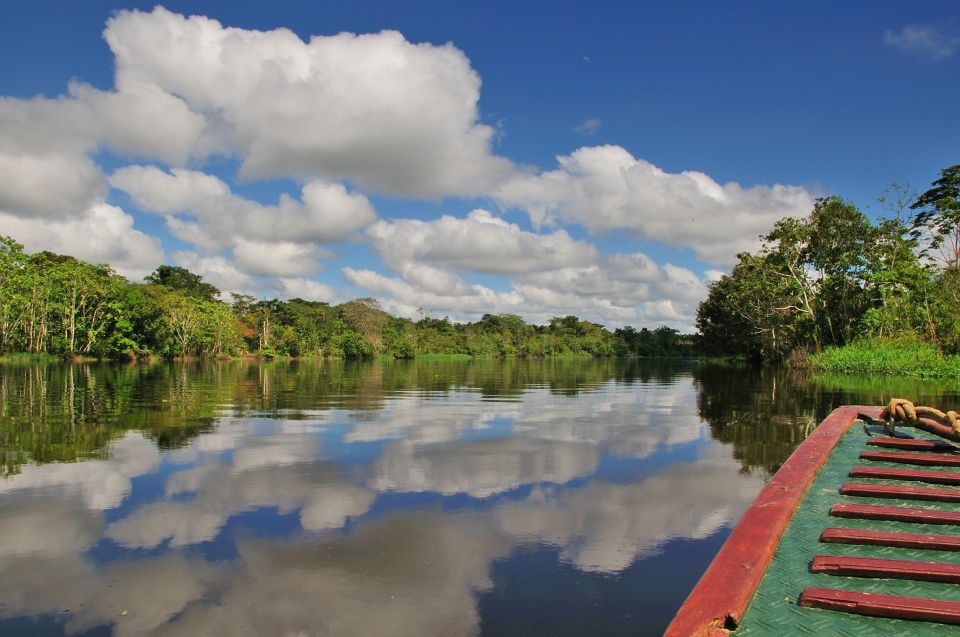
xmin=0 ymin=239 xmax=694 ymax=361
xmin=697 ymin=163 xmax=960 ymax=375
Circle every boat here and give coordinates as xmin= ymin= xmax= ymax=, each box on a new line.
xmin=666 ymin=400 xmax=960 ymax=635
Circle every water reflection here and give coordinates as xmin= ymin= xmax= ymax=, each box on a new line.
xmin=3 ymin=359 xmax=959 ymax=635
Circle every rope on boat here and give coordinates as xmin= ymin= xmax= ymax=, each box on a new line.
xmin=882 ymin=398 xmax=960 ymax=435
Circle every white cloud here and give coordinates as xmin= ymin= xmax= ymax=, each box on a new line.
xmin=884 ymin=25 xmax=960 ymax=61
xmin=0 ymin=152 xmax=105 ymax=218
xmin=366 ymin=209 xmax=598 ymax=276
xmin=497 ymin=145 xmax=813 ymax=266
xmin=111 ymin=166 xmax=377 ymax=284
xmin=0 ymin=80 xmax=205 ymax=218
xmin=347 ymin=237 xmax=708 ymax=330
xmin=343 ymin=266 xmax=524 ymax=317
xmin=233 ymin=239 xmax=329 ymax=278
xmin=275 ymin=277 xmax=340 ymax=303
xmin=0 ymin=202 xmax=164 ymax=280
xmin=67 ymin=81 xmax=209 ymax=164
xmin=574 ymin=117 xmax=602 ymax=137
xmin=104 ymin=6 xmax=517 ymax=198
xmin=351 ymin=208 xmax=711 ymax=329
xmin=111 ymin=166 xmax=377 ymax=249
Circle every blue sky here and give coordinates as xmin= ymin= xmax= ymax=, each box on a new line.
xmin=1 ymin=1 xmax=957 ymax=330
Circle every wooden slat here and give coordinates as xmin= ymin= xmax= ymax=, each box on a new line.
xmin=866 ymin=437 xmax=958 ymax=452
xmin=820 ymin=527 xmax=960 ymax=551
xmin=811 ymin=555 xmax=960 ymax=583
xmin=849 ymin=466 xmax=960 ymax=485
xmin=831 ymin=502 xmax=960 ymax=525
xmin=799 ymin=587 xmax=960 ymax=625
xmin=841 ymin=482 xmax=960 ymax=503
xmin=860 ymin=450 xmax=960 ymax=466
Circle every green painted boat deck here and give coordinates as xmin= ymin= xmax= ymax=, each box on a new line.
xmin=735 ymin=422 xmax=960 ymax=635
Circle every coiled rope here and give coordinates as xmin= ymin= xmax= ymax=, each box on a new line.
xmin=881 ymin=398 xmax=960 ymax=435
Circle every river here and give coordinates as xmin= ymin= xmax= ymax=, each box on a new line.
xmin=1 ymin=359 xmax=959 ymax=636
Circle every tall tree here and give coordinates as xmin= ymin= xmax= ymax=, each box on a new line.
xmin=145 ymin=265 xmax=220 ymax=301
xmin=911 ymin=164 xmax=960 ymax=268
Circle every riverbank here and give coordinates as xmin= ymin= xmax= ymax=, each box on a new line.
xmin=810 ymin=339 xmax=960 ymax=378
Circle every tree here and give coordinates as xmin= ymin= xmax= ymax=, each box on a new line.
xmin=861 ymin=191 xmax=930 ymax=339
xmin=697 ymin=252 xmax=793 ymax=359
xmin=911 ymin=164 xmax=960 ymax=268
xmin=0 ymin=237 xmax=30 ymax=352
xmin=145 ymin=265 xmax=220 ymax=301
xmin=161 ymin=291 xmax=207 ymax=355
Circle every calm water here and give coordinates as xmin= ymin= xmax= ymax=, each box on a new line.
xmin=2 ymin=359 xmax=960 ymax=637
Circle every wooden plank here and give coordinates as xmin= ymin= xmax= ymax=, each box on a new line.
xmin=866 ymin=437 xmax=958 ymax=452
xmin=860 ymin=450 xmax=960 ymax=466
xmin=799 ymin=587 xmax=960 ymax=625
xmin=664 ymin=406 xmax=870 ymax=637
xmin=831 ymin=502 xmax=960 ymax=525
xmin=840 ymin=482 xmax=960 ymax=503
xmin=820 ymin=527 xmax=960 ymax=551
xmin=811 ymin=555 xmax=960 ymax=583
xmin=849 ymin=466 xmax=960 ymax=485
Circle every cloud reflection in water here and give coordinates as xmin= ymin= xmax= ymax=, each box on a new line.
xmin=0 ymin=366 xmax=766 ymax=636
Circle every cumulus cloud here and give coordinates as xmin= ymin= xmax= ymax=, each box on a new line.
xmin=497 ymin=145 xmax=813 ymax=266
xmin=346 ymin=240 xmax=708 ymax=330
xmin=111 ymin=165 xmax=377 ymax=281
xmin=104 ymin=6 xmax=516 ymax=197
xmin=233 ymin=239 xmax=331 ymax=278
xmin=274 ymin=277 xmax=340 ymax=303
xmin=0 ymin=152 xmax=106 ymax=218
xmin=0 ymin=80 xmax=206 ymax=218
xmin=349 ymin=206 xmax=711 ymax=329
xmin=366 ymin=209 xmax=598 ymax=275
xmin=111 ymin=166 xmax=377 ymax=249
xmin=884 ymin=25 xmax=960 ymax=61
xmin=0 ymin=203 xmax=164 ymax=280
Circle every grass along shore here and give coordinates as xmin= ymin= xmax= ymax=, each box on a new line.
xmin=810 ymin=339 xmax=960 ymax=378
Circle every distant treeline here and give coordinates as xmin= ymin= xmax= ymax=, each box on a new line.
xmin=697 ymin=163 xmax=960 ymax=362
xmin=0 ymin=236 xmax=696 ymax=360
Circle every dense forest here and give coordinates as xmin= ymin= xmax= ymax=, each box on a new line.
xmin=0 ymin=238 xmax=694 ymax=360
xmin=697 ymin=164 xmax=960 ymax=363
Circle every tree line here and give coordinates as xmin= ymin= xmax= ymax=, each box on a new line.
xmin=0 ymin=239 xmax=696 ymax=360
xmin=697 ymin=164 xmax=960 ymax=362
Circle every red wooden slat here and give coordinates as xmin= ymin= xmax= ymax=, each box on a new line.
xmin=820 ymin=527 xmax=960 ymax=551
xmin=860 ymin=450 xmax=960 ymax=466
xmin=849 ymin=466 xmax=960 ymax=485
xmin=866 ymin=437 xmax=958 ymax=452
xmin=831 ymin=502 xmax=960 ymax=525
xmin=799 ymin=587 xmax=960 ymax=625
xmin=841 ymin=482 xmax=960 ymax=502
xmin=811 ymin=555 xmax=960 ymax=583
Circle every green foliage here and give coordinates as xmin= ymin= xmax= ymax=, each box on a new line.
xmin=144 ymin=265 xmax=221 ymax=301
xmin=0 ymin=234 xmax=699 ymax=361
xmin=697 ymin=169 xmax=960 ymax=363
xmin=911 ymin=164 xmax=960 ymax=267
xmin=809 ymin=338 xmax=960 ymax=377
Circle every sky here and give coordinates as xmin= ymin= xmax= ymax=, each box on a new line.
xmin=1 ymin=1 xmax=957 ymax=331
